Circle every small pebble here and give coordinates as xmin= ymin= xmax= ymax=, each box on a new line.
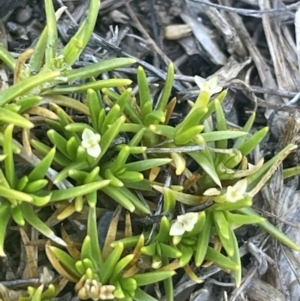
xmin=16 ymin=5 xmax=33 ymax=24
xmin=6 ymin=21 xmax=27 ymax=37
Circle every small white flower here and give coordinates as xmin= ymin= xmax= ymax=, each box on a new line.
xmin=169 ymin=212 xmax=198 ymax=236
xmin=194 ymin=75 xmax=222 ymax=95
xmin=224 ymin=178 xmax=247 ymax=203
xmin=81 ymin=128 xmax=101 ymax=158
xmin=203 ymin=188 xmax=221 ymax=196
xmin=39 ymin=267 xmax=53 ymax=285
xmin=203 ymin=179 xmax=248 ymax=203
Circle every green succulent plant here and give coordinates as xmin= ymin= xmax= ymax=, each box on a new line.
xmin=0 ymin=0 xmax=300 ymax=301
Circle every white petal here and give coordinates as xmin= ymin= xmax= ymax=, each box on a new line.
xmin=82 ymin=128 xmax=95 ymax=141
xmin=212 ymin=85 xmax=223 ymax=94
xmin=194 ymin=75 xmax=206 ymax=89
xmin=225 ymin=185 xmax=244 ymax=202
xmin=180 ymin=212 xmax=198 ymax=232
xmin=207 ymin=77 xmax=218 ymax=88
xmin=203 ymin=188 xmax=221 ymax=196
xmin=208 ymin=77 xmax=222 ymax=94
xmin=94 ymin=133 xmax=101 ymax=143
xmin=87 ymin=144 xmax=101 ymax=158
xmin=169 ymin=221 xmax=185 ymax=236
xmin=81 ymin=140 xmax=91 ymax=149
xmin=233 ymin=179 xmax=247 ymax=194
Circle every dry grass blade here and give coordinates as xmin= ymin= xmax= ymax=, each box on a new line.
xmin=258 ymin=0 xmax=299 ymax=93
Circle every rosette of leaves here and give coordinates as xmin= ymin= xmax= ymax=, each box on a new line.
xmin=0 ymin=0 xmax=149 ymax=254
xmin=0 ymin=124 xmax=68 ymax=256
xmin=46 ymin=205 xmax=174 ymax=301
xmin=95 ymin=66 xmax=300 ymax=296
xmin=149 ymin=77 xmax=300 ymax=292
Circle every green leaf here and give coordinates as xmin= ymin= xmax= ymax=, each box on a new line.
xmin=238 ymin=127 xmax=268 ymax=156
xmin=28 ymin=147 xmax=56 ymax=182
xmin=4 ymin=124 xmax=15 ymax=188
xmin=233 ymin=112 xmax=256 ymax=149
xmin=101 ymin=104 xmax=121 ymax=133
xmin=195 ymin=212 xmax=212 ymax=267
xmin=174 ymin=125 xmax=204 ymax=145
xmin=152 ymin=186 xmax=200 ymax=206
xmin=109 ymin=146 xmax=130 ymax=173
xmin=99 ymin=116 xmax=125 ymax=160
xmin=29 ymin=25 xmax=48 ymax=72
xmin=129 ymin=128 xmax=146 ymax=146
xmin=0 ymin=71 xmax=60 ymax=106
xmin=48 ymin=95 xmax=90 ymax=115
xmin=101 ymin=184 xmax=135 ymax=212
xmin=102 ymin=88 xmax=142 ymax=125
xmin=30 ymin=138 xmax=72 ymax=167
xmin=117 ymin=186 xmax=151 ymax=214
xmin=62 ymin=0 xmax=100 ymax=65
xmin=44 ymin=0 xmax=58 ymax=69
xmin=201 ymin=131 xmax=247 ymax=143
xmin=179 ymin=244 xmax=193 ymax=267
xmin=105 ymin=169 xmax=124 ymax=187
xmin=137 ymin=66 xmax=151 ymax=113
xmin=31 ymin=193 xmax=51 ymax=206
xmin=80 ymin=235 xmax=94 ymax=262
xmin=87 ymin=206 xmax=103 ymax=266
xmin=16 ymin=96 xmax=42 ymax=113
xmin=238 ymin=207 xmax=300 ymax=251
xmin=225 ymin=211 xmax=265 ymax=225
xmin=156 ymin=63 xmax=174 ymax=112
xmin=23 ymin=180 xmax=48 ymax=193
xmin=148 ymin=124 xmax=175 ymax=139
xmin=111 ymin=234 xmax=147 ymax=249
xmin=11 ymin=205 xmax=25 ymax=226
xmin=48 ymin=79 xmax=132 ymax=94
xmin=0 ymin=133 xmax=20 ymax=154
xmin=228 ymin=227 xmax=242 ymax=287
xmin=133 ymin=271 xmax=175 ymax=287
xmin=205 ymin=247 xmax=239 ymax=271
xmin=198 ymin=90 xmax=227 ymax=123
xmin=47 ymin=129 xmax=71 ymax=159
xmin=22 ymin=203 xmax=66 ymax=246
xmin=17 ymin=176 xmax=29 ymax=192
xmin=188 ymin=151 xmax=221 ymax=187
xmin=0 ymin=44 xmax=16 ymax=70
xmin=109 ymin=254 xmax=134 ymax=283
xmin=154 ymin=216 xmax=171 ymax=243
xmin=50 ymin=180 xmax=110 ymax=202
xmin=0 ymin=202 xmax=11 ymax=256
xmin=133 ymin=288 xmax=159 ymax=301
xmin=283 ymin=166 xmax=300 ymax=179
xmin=117 ymin=171 xmax=143 ymax=182
xmin=0 ymin=108 xmax=33 ymax=128
xmin=87 ymin=89 xmax=102 ymax=130
xmin=141 ymin=243 xmax=157 ymax=257
xmin=0 ymin=186 xmax=32 ymax=203
xmin=214 ymin=98 xmax=227 ymax=149
xmin=115 ymin=88 xmax=132 ymax=114
xmin=144 ymin=110 xmax=165 ymax=126
xmin=213 ymin=211 xmax=234 ymax=257
xmin=54 ymin=161 xmax=89 ymax=184
xmin=47 ymin=245 xmax=81 ymax=279
xmin=247 ymin=144 xmax=296 ymax=191
xmin=67 ymin=58 xmax=136 ymax=81
xmin=101 ymin=242 xmax=124 ymax=283
xmin=209 ymin=196 xmax=252 ymax=211
xmin=175 ymin=107 xmax=207 ymax=136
